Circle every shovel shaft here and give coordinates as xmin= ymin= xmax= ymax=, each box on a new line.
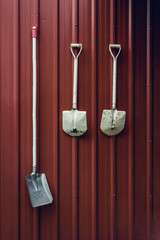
xmin=32 ymin=27 xmax=37 ymax=174
xmin=112 ymin=58 xmax=117 ymax=110
xmin=72 ymin=57 xmax=78 ymax=109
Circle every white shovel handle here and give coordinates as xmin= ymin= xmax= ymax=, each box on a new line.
xmin=109 ymin=44 xmax=121 ymax=110
xmin=70 ymin=44 xmax=82 ymax=109
xmin=32 ymin=26 xmax=37 ymax=175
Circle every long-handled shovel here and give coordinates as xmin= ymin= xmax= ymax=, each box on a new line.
xmin=25 ymin=25 xmax=53 ymax=207
xmin=100 ymin=44 xmax=126 ymax=136
xmin=63 ymin=44 xmax=87 ymax=137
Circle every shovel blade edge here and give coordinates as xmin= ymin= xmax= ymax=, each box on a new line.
xmin=63 ymin=110 xmax=87 ymax=137
xmin=100 ymin=109 xmax=126 ymax=136
xmin=26 ymin=173 xmax=53 ymax=208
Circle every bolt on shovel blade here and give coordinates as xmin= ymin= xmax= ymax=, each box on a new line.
xmin=100 ymin=109 xmax=126 ymax=136
xmin=63 ymin=109 xmax=87 ymax=137
xmin=26 ymin=173 xmax=53 ymax=208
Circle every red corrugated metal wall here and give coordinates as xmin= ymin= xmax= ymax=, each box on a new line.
xmin=0 ymin=0 xmax=160 ymax=239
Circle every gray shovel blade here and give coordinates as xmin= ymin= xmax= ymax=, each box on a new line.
xmin=26 ymin=173 xmax=53 ymax=208
xmin=100 ymin=109 xmax=126 ymax=136
xmin=63 ymin=109 xmax=87 ymax=137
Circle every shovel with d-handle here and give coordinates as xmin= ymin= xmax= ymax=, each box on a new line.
xmin=100 ymin=44 xmax=126 ymax=136
xmin=63 ymin=44 xmax=87 ymax=137
xmin=25 ymin=25 xmax=53 ymax=208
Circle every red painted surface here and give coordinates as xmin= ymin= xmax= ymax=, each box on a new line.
xmin=0 ymin=0 xmax=160 ymax=239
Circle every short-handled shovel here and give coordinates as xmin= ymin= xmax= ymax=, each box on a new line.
xmin=25 ymin=25 xmax=53 ymax=207
xmin=100 ymin=44 xmax=126 ymax=136
xmin=63 ymin=44 xmax=87 ymax=137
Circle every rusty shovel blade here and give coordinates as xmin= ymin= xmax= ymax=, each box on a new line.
xmin=63 ymin=109 xmax=87 ymax=137
xmin=100 ymin=109 xmax=126 ymax=136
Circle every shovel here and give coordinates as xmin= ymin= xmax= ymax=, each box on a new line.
xmin=63 ymin=44 xmax=87 ymax=137
xmin=25 ymin=25 xmax=53 ymax=208
xmin=100 ymin=44 xmax=126 ymax=136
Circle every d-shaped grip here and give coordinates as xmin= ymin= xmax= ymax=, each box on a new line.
xmin=71 ymin=43 xmax=82 ymax=59
xmin=109 ymin=44 xmax=121 ymax=59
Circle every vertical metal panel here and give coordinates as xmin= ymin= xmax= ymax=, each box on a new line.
xmin=116 ymin=0 xmax=130 ymax=237
xmin=71 ymin=1 xmax=78 ymax=240
xmin=134 ymin=0 xmax=147 ymax=239
xmin=153 ymin=0 xmax=160 ymax=240
xmin=98 ymin=0 xmax=111 ymax=238
xmin=78 ymin=0 xmax=97 ymax=239
xmin=110 ymin=0 xmax=117 ymax=239
xmin=59 ymin=0 xmax=73 ymax=239
xmin=128 ymin=0 xmax=134 ymax=239
xmin=151 ymin=1 xmax=160 ymax=240
xmin=110 ymin=1 xmax=116 ymax=239
xmin=0 ymin=0 xmax=19 ymax=239
xmin=146 ymin=0 xmax=153 ymax=239
xmin=153 ymin=0 xmax=160 ymax=239
xmin=0 ymin=0 xmax=160 ymax=240
xmin=39 ymin=0 xmax=59 ymax=239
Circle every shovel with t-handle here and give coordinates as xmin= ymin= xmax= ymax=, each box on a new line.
xmin=25 ymin=25 xmax=53 ymax=208
xmin=63 ymin=44 xmax=87 ymax=137
xmin=100 ymin=44 xmax=126 ymax=136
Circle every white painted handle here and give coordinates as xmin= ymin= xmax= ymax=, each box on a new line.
xmin=71 ymin=43 xmax=82 ymax=109
xmin=72 ymin=57 xmax=78 ymax=109
xmin=32 ymin=27 xmax=37 ymax=174
xmin=109 ymin=44 xmax=121 ymax=110
xmin=112 ymin=58 xmax=117 ymax=110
